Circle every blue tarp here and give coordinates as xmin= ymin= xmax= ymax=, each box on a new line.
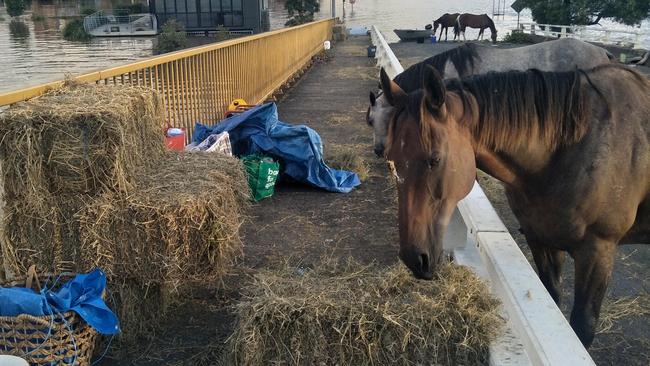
xmin=192 ymin=103 xmax=360 ymax=193
xmin=0 ymin=269 xmax=119 ymax=335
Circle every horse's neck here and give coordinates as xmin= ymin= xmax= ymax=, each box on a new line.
xmin=456 ymin=92 xmax=555 ymax=187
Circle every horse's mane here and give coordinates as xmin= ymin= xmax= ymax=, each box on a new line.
xmin=446 ymin=69 xmax=593 ymax=151
xmin=392 ymin=44 xmax=479 ymax=92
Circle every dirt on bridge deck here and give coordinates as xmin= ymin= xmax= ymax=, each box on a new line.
xmin=101 ymin=35 xmax=398 ymax=365
xmin=392 ymin=40 xmax=650 ymax=366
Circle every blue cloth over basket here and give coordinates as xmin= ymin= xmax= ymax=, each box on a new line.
xmin=0 ymin=269 xmax=119 ymax=335
xmin=192 ymin=103 xmax=361 ymax=193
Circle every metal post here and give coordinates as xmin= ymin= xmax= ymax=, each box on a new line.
xmin=331 ymin=0 xmax=335 ymax=18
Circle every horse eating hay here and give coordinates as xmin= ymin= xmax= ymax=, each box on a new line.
xmin=455 ymin=13 xmax=498 ymax=43
xmin=433 ymin=13 xmax=459 ymax=42
xmin=380 ymin=64 xmax=649 ymax=347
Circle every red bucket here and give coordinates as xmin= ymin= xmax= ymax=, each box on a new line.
xmin=165 ymin=127 xmax=186 ymax=151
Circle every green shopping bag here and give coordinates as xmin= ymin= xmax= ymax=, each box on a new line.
xmin=241 ymin=154 xmax=280 ymax=202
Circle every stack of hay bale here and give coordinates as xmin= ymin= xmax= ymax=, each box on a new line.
xmin=0 ymin=83 xmax=249 ymax=344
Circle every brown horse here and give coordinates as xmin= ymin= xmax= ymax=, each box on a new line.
xmin=455 ymin=13 xmax=497 ymax=43
xmin=380 ymin=65 xmax=649 ymax=347
xmin=433 ymin=13 xmax=459 ymax=41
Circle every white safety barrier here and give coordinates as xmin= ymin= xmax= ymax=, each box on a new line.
xmin=370 ymin=25 xmax=404 ymax=79
xmin=518 ymin=22 xmax=643 ymax=49
xmin=369 ymin=26 xmax=596 ymax=365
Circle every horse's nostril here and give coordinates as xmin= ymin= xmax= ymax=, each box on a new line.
xmin=420 ymin=253 xmax=430 ymax=273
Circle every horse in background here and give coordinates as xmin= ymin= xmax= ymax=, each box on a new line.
xmin=455 ymin=13 xmax=497 ymax=43
xmin=366 ymin=38 xmax=613 ymax=156
xmin=379 ymin=64 xmax=650 ymax=347
xmin=433 ymin=13 xmax=459 ymax=41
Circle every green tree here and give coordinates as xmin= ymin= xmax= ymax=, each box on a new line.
xmin=522 ymin=0 xmax=650 ymax=25
xmin=62 ymin=19 xmax=91 ymax=41
xmin=5 ymin=0 xmax=27 ymax=17
xmin=284 ymin=0 xmax=320 ymax=27
xmin=154 ymin=19 xmax=187 ymax=54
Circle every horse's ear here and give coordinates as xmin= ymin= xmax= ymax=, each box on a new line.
xmin=423 ymin=65 xmax=446 ymax=109
xmin=380 ymin=68 xmax=406 ymax=107
xmin=369 ymin=91 xmax=376 ymax=106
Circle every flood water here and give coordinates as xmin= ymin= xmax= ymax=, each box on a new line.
xmin=1 ymin=0 xmax=650 ymax=93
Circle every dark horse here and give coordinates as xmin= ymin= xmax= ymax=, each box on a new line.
xmin=380 ymin=65 xmax=649 ymax=347
xmin=455 ymin=13 xmax=497 ymax=43
xmin=433 ymin=13 xmax=459 ymax=41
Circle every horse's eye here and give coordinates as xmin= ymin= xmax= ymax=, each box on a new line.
xmin=428 ymin=155 xmax=441 ymax=168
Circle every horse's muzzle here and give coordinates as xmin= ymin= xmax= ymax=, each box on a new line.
xmin=399 ymin=248 xmax=434 ymax=280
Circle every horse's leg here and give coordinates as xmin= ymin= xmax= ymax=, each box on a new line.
xmin=444 ymin=27 xmax=448 ymax=41
xmin=477 ymin=28 xmax=482 ymax=40
xmin=570 ymin=236 xmax=617 ymax=347
xmin=529 ymin=240 xmax=565 ymax=304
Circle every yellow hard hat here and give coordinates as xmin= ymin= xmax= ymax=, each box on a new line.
xmin=228 ymin=98 xmax=248 ymax=111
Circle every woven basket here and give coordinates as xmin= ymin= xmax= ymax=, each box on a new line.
xmin=0 ymin=267 xmax=99 ymax=365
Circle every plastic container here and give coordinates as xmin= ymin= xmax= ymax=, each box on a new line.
xmin=324 ymin=40 xmax=331 ymax=50
xmin=430 ymin=35 xmax=437 ymax=43
xmin=367 ymin=45 xmax=377 ymax=58
xmin=165 ymin=127 xmax=186 ymax=151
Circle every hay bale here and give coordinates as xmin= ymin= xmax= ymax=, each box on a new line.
xmin=80 ymin=152 xmax=249 ymax=341
xmin=0 ymin=83 xmax=165 ymax=204
xmin=227 ymin=259 xmax=503 ymax=365
xmin=1 ymin=195 xmax=92 ymax=275
xmin=326 ymin=144 xmax=371 ymax=182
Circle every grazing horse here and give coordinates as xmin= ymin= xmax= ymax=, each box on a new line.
xmin=455 ymin=13 xmax=497 ymax=43
xmin=366 ymin=38 xmax=613 ymax=156
xmin=380 ymin=64 xmax=650 ymax=347
xmin=433 ymin=13 xmax=459 ymax=42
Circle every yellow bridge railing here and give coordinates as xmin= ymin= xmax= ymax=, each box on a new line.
xmin=0 ymin=19 xmax=334 ymax=138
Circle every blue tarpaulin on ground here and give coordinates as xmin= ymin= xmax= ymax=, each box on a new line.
xmin=0 ymin=269 xmax=120 ymax=335
xmin=192 ymin=103 xmax=360 ymax=193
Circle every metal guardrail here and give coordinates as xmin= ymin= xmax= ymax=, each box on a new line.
xmin=0 ymin=19 xmax=334 ymax=139
xmin=518 ymin=22 xmax=643 ymax=48
xmin=370 ymin=25 xmax=595 ymax=366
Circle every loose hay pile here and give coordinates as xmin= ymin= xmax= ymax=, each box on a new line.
xmin=80 ymin=152 xmax=249 ymax=342
xmin=326 ymin=144 xmax=371 ymax=182
xmin=227 ymin=259 xmax=502 ymax=366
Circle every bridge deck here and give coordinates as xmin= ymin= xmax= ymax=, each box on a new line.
xmin=241 ymin=35 xmax=398 ymax=269
xmin=100 ymin=35 xmax=401 ymax=365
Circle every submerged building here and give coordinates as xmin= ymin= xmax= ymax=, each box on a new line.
xmin=150 ymin=0 xmax=269 ymax=33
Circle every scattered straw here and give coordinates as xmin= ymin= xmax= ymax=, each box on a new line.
xmin=226 ymin=258 xmax=502 ymax=365
xmin=326 ymin=144 xmax=371 ymax=182
xmin=598 ymin=294 xmax=650 ymax=333
xmin=327 ymin=114 xmax=354 ymax=126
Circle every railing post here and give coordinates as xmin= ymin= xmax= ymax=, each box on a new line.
xmin=561 ymin=26 xmax=567 ymax=38
xmin=531 ymin=23 xmax=536 ymax=35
